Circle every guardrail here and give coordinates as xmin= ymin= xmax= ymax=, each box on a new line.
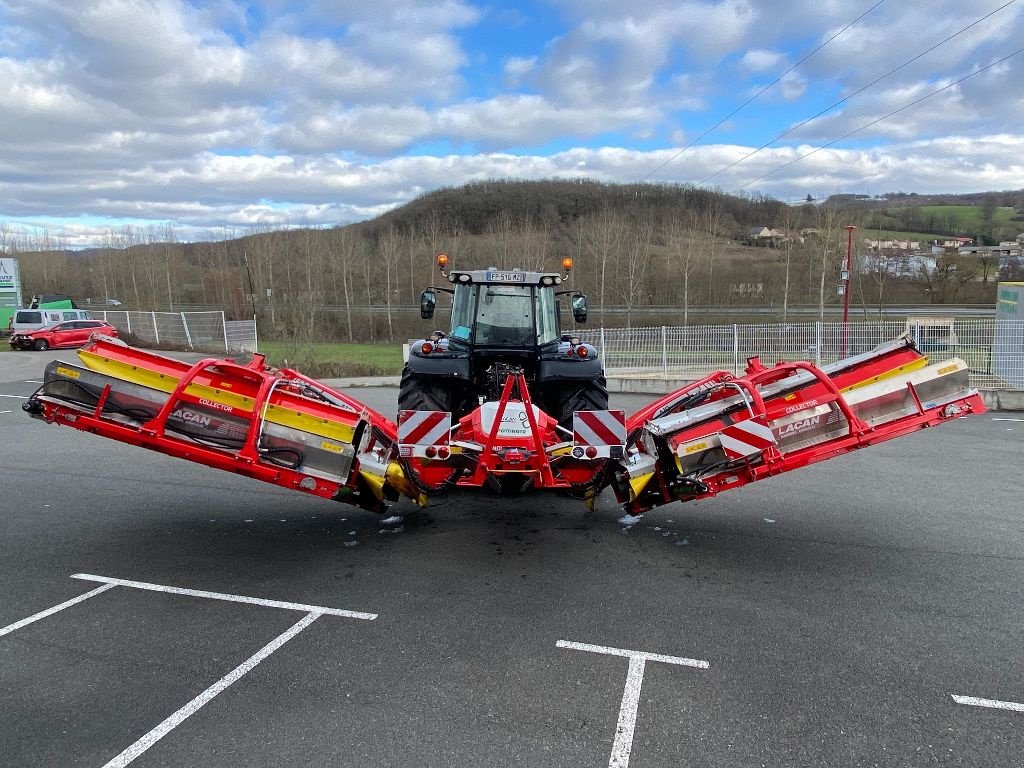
xmin=595 ymin=319 xmax=1024 ymax=391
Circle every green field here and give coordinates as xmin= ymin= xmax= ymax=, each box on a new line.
xmin=865 ymin=204 xmax=1021 ymax=242
xmin=257 ymin=341 xmax=404 ymax=377
xmin=915 ymin=205 xmax=1018 ymax=229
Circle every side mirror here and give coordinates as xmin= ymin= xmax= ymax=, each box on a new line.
xmin=420 ymin=289 xmax=436 ymax=320
xmin=571 ymin=294 xmax=588 ymax=324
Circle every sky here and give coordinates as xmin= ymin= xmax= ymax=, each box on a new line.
xmin=1 ymin=0 xmax=1022 ymax=247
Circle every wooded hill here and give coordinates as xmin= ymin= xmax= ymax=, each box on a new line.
xmin=6 ymin=180 xmax=1018 ymax=344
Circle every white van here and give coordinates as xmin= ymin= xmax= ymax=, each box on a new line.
xmin=10 ymin=308 xmax=93 ymax=336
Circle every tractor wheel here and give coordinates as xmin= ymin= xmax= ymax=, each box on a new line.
xmin=398 ymin=367 xmax=474 ymax=419
xmin=547 ymin=375 xmax=610 ymax=430
xmin=34 ymin=339 xmax=49 ymax=351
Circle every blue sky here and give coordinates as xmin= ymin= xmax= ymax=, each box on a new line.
xmin=0 ymin=0 xmax=1022 ymax=247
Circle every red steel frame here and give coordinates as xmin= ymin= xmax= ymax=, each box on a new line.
xmin=618 ymin=356 xmax=984 ymax=514
xmin=30 ymin=338 xmax=985 ymax=514
xmin=34 ymin=352 xmax=392 ymax=503
xmin=455 ymin=371 xmax=571 ymax=489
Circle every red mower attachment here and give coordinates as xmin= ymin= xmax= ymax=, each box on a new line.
xmin=25 ymin=334 xmax=983 ymax=517
xmin=613 ymin=336 xmax=985 ymax=515
xmin=397 ymin=370 xmax=619 ymax=497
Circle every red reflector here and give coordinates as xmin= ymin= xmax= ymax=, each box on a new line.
xmin=437 ymin=446 xmax=450 ymax=459
xmin=425 ymin=446 xmax=437 ymax=458
xmin=421 ymin=342 xmax=434 ymax=354
xmin=585 ymin=446 xmax=598 ymax=459
xmin=577 ymin=346 xmax=588 ymax=358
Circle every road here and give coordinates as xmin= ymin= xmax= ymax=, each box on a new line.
xmin=1 ymin=349 xmax=1022 ymax=767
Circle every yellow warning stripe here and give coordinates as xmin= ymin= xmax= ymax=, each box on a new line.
xmin=78 ymin=349 xmax=356 ymax=444
xmin=840 ymin=356 xmax=928 ymax=392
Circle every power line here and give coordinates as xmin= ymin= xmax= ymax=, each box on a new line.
xmin=639 ymin=0 xmax=887 ymax=182
xmin=698 ymin=0 xmax=1018 ymax=187
xmin=730 ymin=46 xmax=1024 ymax=193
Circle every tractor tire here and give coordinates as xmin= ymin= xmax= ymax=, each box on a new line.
xmin=34 ymin=339 xmax=49 ymax=351
xmin=546 ymin=375 xmax=609 ymax=430
xmin=398 ymin=367 xmax=475 ymax=419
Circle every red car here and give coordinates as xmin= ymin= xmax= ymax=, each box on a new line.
xmin=9 ymin=320 xmax=119 ymax=351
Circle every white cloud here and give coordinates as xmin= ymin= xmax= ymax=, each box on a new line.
xmin=740 ymin=49 xmax=785 ymax=73
xmin=780 ymin=71 xmax=807 ymax=100
xmin=5 ymin=136 xmax=1023 ymax=244
xmin=504 ymin=55 xmax=537 ymax=83
xmin=0 ymin=0 xmax=1022 ymax=247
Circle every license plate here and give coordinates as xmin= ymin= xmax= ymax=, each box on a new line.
xmin=486 ymin=271 xmax=526 ymax=283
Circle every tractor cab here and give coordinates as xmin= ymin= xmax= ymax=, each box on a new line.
xmin=406 ymin=256 xmax=605 ymax=426
xmin=419 ymin=259 xmax=588 ymax=349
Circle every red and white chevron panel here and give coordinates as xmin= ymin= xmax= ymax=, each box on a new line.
xmin=572 ymin=410 xmax=626 ymax=458
xmin=397 ymin=410 xmax=452 ymax=457
xmin=719 ymin=415 xmax=777 ymax=460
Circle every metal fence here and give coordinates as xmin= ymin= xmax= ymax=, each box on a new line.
xmin=96 ymin=311 xmax=257 ymax=353
xmin=594 ymin=319 xmax=1024 ymax=391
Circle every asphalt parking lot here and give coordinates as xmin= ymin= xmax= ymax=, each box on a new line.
xmin=1 ymin=350 xmax=1022 ymax=767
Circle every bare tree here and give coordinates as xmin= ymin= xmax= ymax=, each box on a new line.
xmin=327 ymin=227 xmax=359 ymax=342
xmin=518 ymin=217 xmax=549 ymax=272
xmin=815 ymin=205 xmax=844 ymax=321
xmin=777 ymin=205 xmax=804 ymax=322
xmin=861 ymin=250 xmax=896 ymax=317
xmin=582 ymin=207 xmax=626 ymax=324
xmin=485 ymin=211 xmax=517 ymax=270
xmin=619 ymin=215 xmax=654 ymax=327
xmin=375 ymin=226 xmax=403 ymax=340
xmin=701 ymin=201 xmax=725 ymax=306
xmin=663 ymin=211 xmax=704 ymax=326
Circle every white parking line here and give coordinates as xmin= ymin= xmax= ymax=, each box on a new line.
xmin=101 ymin=611 xmax=321 ymax=768
xmin=25 ymin=380 xmax=43 ymax=384
xmin=992 ymin=418 xmax=1024 ymax=422
xmin=558 ymin=640 xmax=709 ymax=768
xmin=0 ymin=394 xmax=29 ymax=399
xmin=952 ymin=694 xmax=1024 ymax=712
xmin=0 ymin=410 xmax=11 ymax=415
xmin=72 ymin=573 xmax=377 ymax=620
xmin=0 ymin=584 xmax=116 ymax=637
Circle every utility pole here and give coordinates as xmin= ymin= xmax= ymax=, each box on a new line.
xmin=842 ymin=225 xmax=856 ymax=356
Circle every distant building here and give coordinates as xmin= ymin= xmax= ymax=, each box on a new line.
xmin=865 ymin=238 xmax=922 ymax=251
xmin=959 ymin=243 xmax=1022 ymax=266
xmin=745 ymin=226 xmax=788 ymax=245
xmin=862 ymin=251 xmax=937 ymax=278
xmin=936 ymin=237 xmax=974 ymax=248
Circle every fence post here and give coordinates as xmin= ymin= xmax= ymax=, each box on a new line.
xmin=221 ymin=311 xmax=228 ymax=352
xmin=600 ymin=327 xmax=606 ymax=363
xmin=252 ymin=314 xmax=259 ymax=353
xmin=661 ymin=326 xmax=668 ymax=377
xmin=180 ymin=312 xmax=193 ymax=349
xmin=152 ymin=312 xmax=159 ymax=345
xmin=815 ymin=322 xmax=822 ymax=367
xmin=126 ymin=311 xmax=131 ymax=335
xmin=733 ymin=324 xmax=739 ymax=375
